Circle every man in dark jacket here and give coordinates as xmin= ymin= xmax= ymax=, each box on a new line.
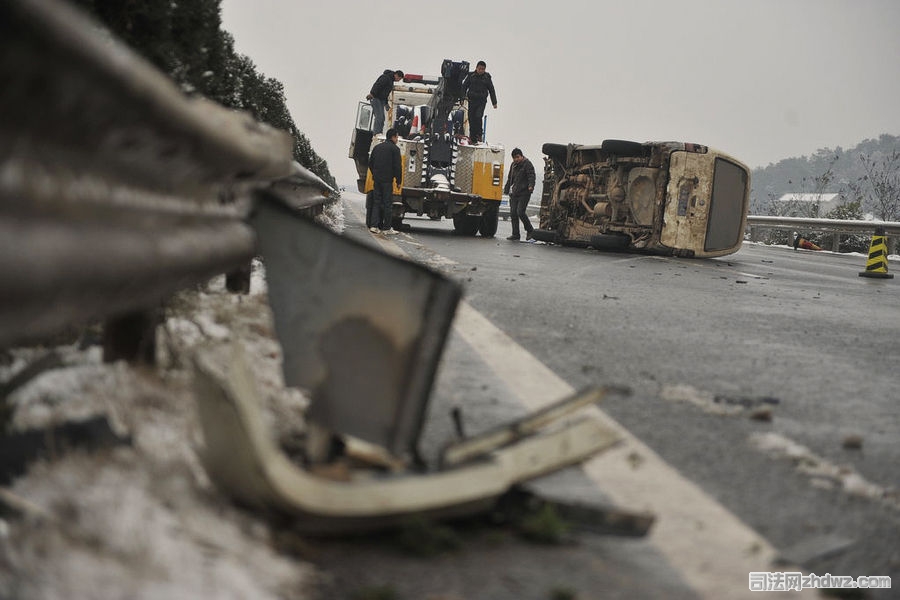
xmin=366 ymin=69 xmax=404 ymax=134
xmin=368 ymin=128 xmax=403 ymax=234
xmin=462 ymin=60 xmax=497 ymax=144
xmin=503 ymin=148 xmax=535 ymax=241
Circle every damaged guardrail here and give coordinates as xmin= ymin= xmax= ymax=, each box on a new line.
xmin=0 ymin=0 xmax=332 ymax=353
xmin=2 ymin=0 xmax=641 ymax=536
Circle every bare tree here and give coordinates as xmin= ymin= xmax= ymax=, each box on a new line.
xmin=846 ymin=150 xmax=900 ymax=222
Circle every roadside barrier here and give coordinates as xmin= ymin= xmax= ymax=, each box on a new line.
xmin=0 ymin=0 xmax=333 ymax=357
xmin=747 ymin=216 xmax=900 ymax=253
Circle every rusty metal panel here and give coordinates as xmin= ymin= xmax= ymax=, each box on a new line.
xmin=250 ymin=197 xmax=462 ymax=459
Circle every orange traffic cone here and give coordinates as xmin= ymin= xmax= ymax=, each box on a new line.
xmin=793 ymin=233 xmax=822 ymax=251
xmin=858 ymin=227 xmax=893 ymax=279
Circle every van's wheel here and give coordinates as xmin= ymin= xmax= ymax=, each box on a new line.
xmin=478 ymin=207 xmax=499 ymax=238
xmin=541 ymin=143 xmax=568 ymax=164
xmin=589 ymin=233 xmax=631 ymax=250
xmin=601 ymin=139 xmax=646 ymax=157
xmin=531 ymin=229 xmax=559 ymax=244
xmin=453 ymin=213 xmax=479 ymax=236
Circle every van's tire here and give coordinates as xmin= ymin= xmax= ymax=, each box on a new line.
xmin=478 ymin=207 xmax=499 ymax=238
xmin=541 ymin=143 xmax=568 ymax=164
xmin=589 ymin=233 xmax=631 ymax=250
xmin=531 ymin=229 xmax=559 ymax=244
xmin=453 ymin=213 xmax=479 ymax=236
xmin=601 ymin=139 xmax=645 ymax=157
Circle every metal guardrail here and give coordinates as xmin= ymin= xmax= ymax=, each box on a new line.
xmin=0 ymin=0 xmax=334 ymax=352
xmin=746 ymin=216 xmax=900 ymax=253
xmin=746 ymin=215 xmax=900 ymax=236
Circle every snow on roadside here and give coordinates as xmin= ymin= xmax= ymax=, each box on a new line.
xmin=0 ymin=260 xmax=320 ymax=600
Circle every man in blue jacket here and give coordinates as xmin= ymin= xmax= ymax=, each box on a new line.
xmin=462 ymin=60 xmax=497 ymax=144
xmin=368 ymin=128 xmax=403 ymax=234
xmin=366 ymin=69 xmax=404 ymax=134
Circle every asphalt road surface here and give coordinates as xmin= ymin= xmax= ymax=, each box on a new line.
xmin=312 ymin=192 xmax=898 ymax=600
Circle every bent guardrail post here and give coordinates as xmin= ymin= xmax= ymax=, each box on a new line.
xmin=187 ymin=192 xmax=630 ymax=534
xmin=249 ymin=194 xmax=460 ymax=464
xmin=225 ymin=162 xmax=338 ymax=295
xmin=0 ymin=0 xmax=296 ymax=356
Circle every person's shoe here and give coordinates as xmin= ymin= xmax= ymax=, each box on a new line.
xmin=385 ymin=228 xmax=398 ymax=235
xmin=526 ymin=230 xmax=535 ymax=240
xmin=506 ymin=235 xmax=520 ymax=241
xmin=369 ymin=227 xmax=379 ymax=233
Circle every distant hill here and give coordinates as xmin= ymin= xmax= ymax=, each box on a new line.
xmin=750 ymin=133 xmax=900 ymax=217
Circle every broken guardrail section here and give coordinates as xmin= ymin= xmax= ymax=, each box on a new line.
xmin=2 ymin=0 xmax=636 ymax=536
xmin=194 ymin=336 xmax=624 ymax=535
xmin=192 ymin=197 xmax=632 ymax=534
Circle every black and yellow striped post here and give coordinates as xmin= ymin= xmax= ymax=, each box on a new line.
xmin=858 ymin=227 xmax=893 ymax=279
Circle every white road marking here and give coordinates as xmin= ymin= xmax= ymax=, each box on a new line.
xmin=452 ymin=302 xmax=813 ymax=599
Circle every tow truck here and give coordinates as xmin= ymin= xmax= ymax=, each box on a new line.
xmin=349 ymin=60 xmax=504 ymax=236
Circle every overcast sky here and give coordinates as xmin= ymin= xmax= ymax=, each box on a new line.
xmin=220 ymin=0 xmax=900 ymax=187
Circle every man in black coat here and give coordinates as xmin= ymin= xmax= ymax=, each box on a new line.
xmin=462 ymin=60 xmax=497 ymax=144
xmin=366 ymin=69 xmax=404 ymax=134
xmin=368 ymin=128 xmax=403 ymax=234
xmin=503 ymin=148 xmax=535 ymax=241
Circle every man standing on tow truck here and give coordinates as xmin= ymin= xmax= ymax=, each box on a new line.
xmin=366 ymin=69 xmax=404 ymax=134
xmin=462 ymin=60 xmax=497 ymax=145
xmin=503 ymin=148 xmax=535 ymax=241
xmin=368 ymin=128 xmax=402 ymax=235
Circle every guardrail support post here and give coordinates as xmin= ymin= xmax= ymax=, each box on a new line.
xmin=225 ymin=262 xmax=252 ymax=294
xmin=102 ymin=308 xmax=160 ymax=365
xmin=749 ymin=226 xmax=759 ymax=242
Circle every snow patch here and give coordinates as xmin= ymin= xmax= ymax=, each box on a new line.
xmin=749 ymin=432 xmax=899 ymax=510
xmin=1 ymin=266 xmax=320 ymax=599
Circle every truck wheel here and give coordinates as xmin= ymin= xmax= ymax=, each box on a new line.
xmin=453 ymin=214 xmax=479 ymax=236
xmin=478 ymin=207 xmax=499 ymax=238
